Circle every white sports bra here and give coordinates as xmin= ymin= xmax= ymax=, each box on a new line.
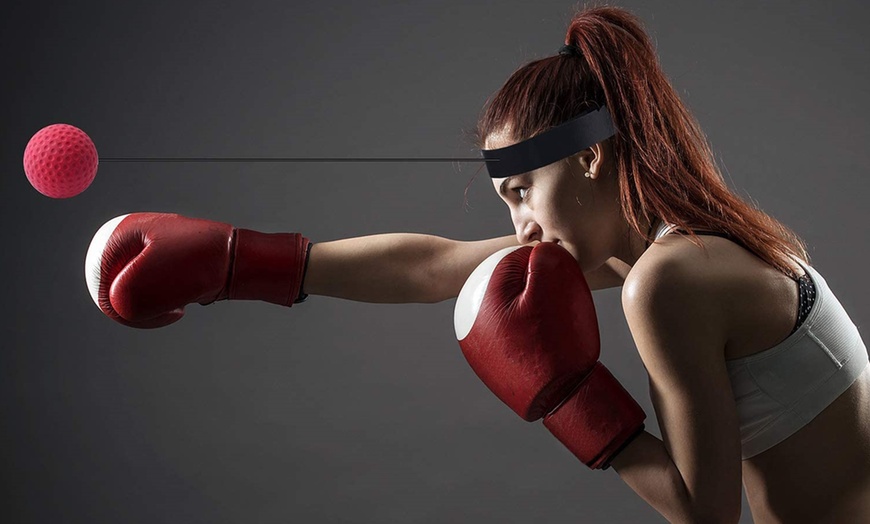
xmin=653 ymin=222 xmax=869 ymax=459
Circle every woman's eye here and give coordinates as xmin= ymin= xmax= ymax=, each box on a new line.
xmin=513 ymin=187 xmax=528 ymax=200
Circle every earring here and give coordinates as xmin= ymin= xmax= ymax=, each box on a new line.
xmin=584 ymin=171 xmax=593 ymax=178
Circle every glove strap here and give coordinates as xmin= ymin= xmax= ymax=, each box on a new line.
xmin=542 ymin=362 xmax=646 ymax=470
xmin=294 ymin=242 xmax=314 ymax=304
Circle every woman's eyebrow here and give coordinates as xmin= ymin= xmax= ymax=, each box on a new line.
xmin=498 ymin=177 xmax=514 ymax=198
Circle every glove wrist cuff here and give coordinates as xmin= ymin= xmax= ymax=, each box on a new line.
xmin=542 ymin=362 xmax=646 ymax=470
xmin=226 ymin=229 xmax=311 ymax=307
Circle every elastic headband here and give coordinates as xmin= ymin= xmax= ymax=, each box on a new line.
xmin=480 ymin=105 xmax=616 ymax=179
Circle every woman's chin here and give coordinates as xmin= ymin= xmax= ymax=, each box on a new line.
xmin=556 ymin=242 xmax=581 ymax=263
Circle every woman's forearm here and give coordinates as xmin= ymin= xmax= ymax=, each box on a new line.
xmin=301 ymin=233 xmax=454 ymax=304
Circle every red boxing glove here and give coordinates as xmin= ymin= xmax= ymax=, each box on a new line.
xmin=85 ymin=212 xmax=311 ymax=329
xmin=453 ymin=242 xmax=645 ymax=470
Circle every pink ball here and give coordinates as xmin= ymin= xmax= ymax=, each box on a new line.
xmin=24 ymin=123 xmax=99 ymax=199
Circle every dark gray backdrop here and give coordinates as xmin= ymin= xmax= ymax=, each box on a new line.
xmin=2 ymin=1 xmax=868 ymax=522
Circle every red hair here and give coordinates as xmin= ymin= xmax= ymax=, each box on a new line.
xmin=466 ymin=3 xmax=809 ymax=278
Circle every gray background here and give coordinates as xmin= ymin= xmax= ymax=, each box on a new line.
xmin=2 ymin=0 xmax=868 ymax=522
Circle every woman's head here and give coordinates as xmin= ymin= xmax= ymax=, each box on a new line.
xmin=486 ymin=129 xmax=627 ymax=273
xmin=469 ymin=4 xmax=809 ymax=278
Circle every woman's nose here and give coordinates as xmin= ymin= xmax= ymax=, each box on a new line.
xmin=516 ymin=220 xmax=542 ymax=245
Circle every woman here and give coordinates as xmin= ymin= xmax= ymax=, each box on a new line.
xmin=86 ymin=5 xmax=870 ymax=523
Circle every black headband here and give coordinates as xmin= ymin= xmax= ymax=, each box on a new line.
xmin=480 ymin=104 xmax=616 ymax=179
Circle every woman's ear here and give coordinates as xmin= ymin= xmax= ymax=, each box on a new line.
xmin=574 ymin=148 xmax=600 ymax=177
xmin=574 ymin=149 xmax=594 ymax=173
xmin=584 ymin=141 xmax=613 ymax=179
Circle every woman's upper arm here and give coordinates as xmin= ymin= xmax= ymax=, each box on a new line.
xmin=622 ymin=259 xmax=743 ymax=521
xmin=433 ymin=236 xmax=625 ymax=302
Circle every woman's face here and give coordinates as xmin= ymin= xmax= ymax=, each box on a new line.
xmin=486 ymin=129 xmax=623 ymax=272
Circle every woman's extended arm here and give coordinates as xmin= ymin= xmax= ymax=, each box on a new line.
xmin=302 ymin=234 xmax=626 ymax=304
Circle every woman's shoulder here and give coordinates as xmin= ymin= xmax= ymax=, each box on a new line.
xmin=632 ymin=228 xmax=728 ymax=280
xmin=639 ymin=224 xmax=806 ymax=281
xmin=624 ymin=233 xmax=787 ymax=308
xmin=620 ymin=240 xmax=733 ymax=344
xmin=627 ymin=227 xmax=805 ymax=315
